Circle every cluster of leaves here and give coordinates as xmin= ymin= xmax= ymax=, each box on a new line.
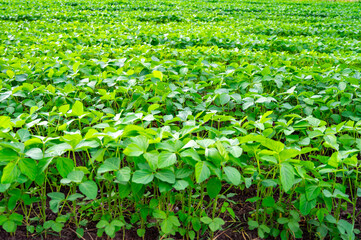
xmin=1 ymin=0 xmax=361 ymax=239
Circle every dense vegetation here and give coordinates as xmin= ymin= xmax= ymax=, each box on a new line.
xmin=1 ymin=0 xmax=361 ymax=239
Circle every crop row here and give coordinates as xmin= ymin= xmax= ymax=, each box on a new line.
xmin=1 ymin=0 xmax=361 ymax=239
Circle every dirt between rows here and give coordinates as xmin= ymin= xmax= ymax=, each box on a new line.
xmin=1 ymin=185 xmax=360 ymax=240
xmin=0 ymin=186 xmax=257 ymax=240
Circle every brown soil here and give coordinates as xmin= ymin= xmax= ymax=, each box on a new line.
xmin=0 ymin=226 xmax=159 ymax=240
xmin=1 ymin=185 xmax=360 ymax=240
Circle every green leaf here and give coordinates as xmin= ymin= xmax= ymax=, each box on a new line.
xmin=48 ymin=192 xmax=65 ymax=200
xmin=98 ymin=157 xmax=120 ymax=174
xmin=52 ymin=222 xmax=64 ymax=232
xmin=137 ymin=228 xmax=145 ymax=237
xmin=155 ymin=169 xmax=175 ymax=184
xmin=0 ymin=142 xmax=24 ymax=153
xmin=0 ymin=215 xmax=7 ymax=225
xmin=280 ymin=162 xmax=295 ymax=192
xmin=45 ymin=143 xmax=72 ymax=157
xmin=160 ymin=218 xmax=173 ymax=234
xmin=168 ymin=216 xmax=180 ymax=226
xmin=288 ymin=220 xmax=300 ymax=233
xmin=337 ymin=219 xmax=353 ymax=235
xmin=144 ymin=152 xmax=159 ymax=170
xmin=279 ymin=149 xmax=300 ymax=161
xmin=325 ymin=214 xmax=336 ymax=224
xmin=0 ymin=148 xmax=18 ymax=163
xmin=180 ymin=149 xmax=201 ymax=162
xmin=188 ymin=230 xmax=195 ymax=240
xmin=124 ymin=143 xmax=145 ymax=157
xmin=197 ymin=139 xmax=215 ymax=148
xmin=328 ymin=152 xmax=340 ymax=168
xmin=6 ymin=70 xmax=15 ymax=79
xmin=105 ymin=223 xmax=115 ymax=236
xmin=132 ymin=169 xmax=154 ymax=184
xmin=27 ymin=225 xmax=35 ymax=234
xmin=75 ymin=140 xmax=100 ymax=150
xmin=158 ymin=152 xmax=177 ymax=169
xmin=156 ymin=140 xmax=184 ymax=153
xmin=56 ymin=157 xmax=75 ymax=178
xmin=111 ymin=220 xmax=124 ymax=227
xmin=44 ymin=220 xmax=54 ymax=229
xmin=207 ymin=177 xmax=222 ymax=198
xmin=153 ymin=70 xmax=163 ymax=81
xmin=0 ymin=116 xmax=13 ymax=129
xmin=96 ymin=220 xmax=108 ymax=228
xmin=200 ymin=216 xmax=212 ymax=225
xmin=148 ymin=104 xmax=160 ymax=113
xmin=17 ymin=129 xmax=30 ymax=142
xmin=263 ymin=139 xmax=284 ymax=153
xmin=248 ymin=220 xmax=259 ymax=230
xmin=18 ymin=158 xmax=37 ymax=180
xmin=322 ymin=189 xmax=333 ymax=198
xmin=260 ymin=155 xmax=278 ymax=164
xmin=209 ymin=218 xmax=225 ymax=232
xmin=62 ymin=171 xmax=84 ymax=184
xmin=216 ymin=141 xmax=229 ymax=162
xmin=25 ymin=148 xmax=43 ymax=160
xmin=299 ymin=194 xmax=316 ymax=215
xmin=49 ymin=199 xmax=61 ymax=213
xmin=228 ymin=146 xmax=243 ymax=158
xmin=206 ymin=148 xmax=222 ymax=167
xmin=175 ymin=168 xmax=193 ymax=179
xmin=261 ymin=179 xmax=277 ymax=187
xmin=73 ymin=62 xmax=80 ymax=72
xmin=59 ymin=104 xmax=70 ymax=115
xmin=173 ymin=180 xmax=189 ymax=191
xmin=67 ymin=193 xmax=84 ymax=201
xmin=195 ymin=161 xmax=210 ymax=183
xmin=9 ymin=213 xmax=23 ymax=223
xmin=239 ymin=135 xmax=284 ymax=152
xmin=123 ymin=136 xmax=149 ymax=156
xmin=277 ymin=218 xmax=289 ymax=224
xmin=260 ymin=224 xmax=271 ymax=234
xmin=76 ymin=228 xmax=84 ymax=238
xmin=192 ymin=218 xmax=201 ymax=231
xmin=305 ymin=185 xmax=321 ymax=201
xmin=223 ymin=166 xmax=241 ymax=186
xmin=3 ymin=220 xmax=16 ymax=233
xmin=116 ymin=167 xmax=131 ymax=183
xmin=153 ymin=209 xmax=167 ymax=219
xmin=118 ymin=184 xmax=131 ymax=199
xmin=262 ymin=196 xmax=275 ymax=207
xmin=72 ymin=101 xmax=84 ymax=116
xmin=1 ymin=162 xmax=20 ymax=184
xmin=161 ymin=216 xmax=179 ymax=234
xmin=323 ymin=135 xmax=339 ymax=151
xmin=219 ymin=94 xmax=230 ymax=105
xmin=316 ymin=208 xmax=328 ymax=222
xmin=62 ymin=134 xmax=82 ymax=148
xmin=79 ymin=181 xmax=98 ymax=200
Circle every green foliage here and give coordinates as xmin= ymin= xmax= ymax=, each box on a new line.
xmin=0 ymin=0 xmax=361 ymax=239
